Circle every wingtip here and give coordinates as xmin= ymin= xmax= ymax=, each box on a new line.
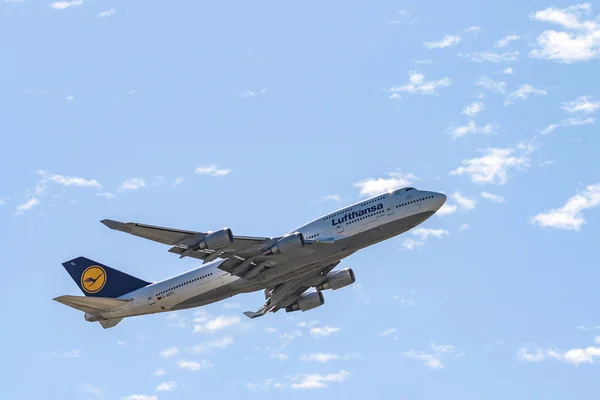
xmin=100 ymin=219 xmax=128 ymax=231
xmin=243 ymin=311 xmax=257 ymax=319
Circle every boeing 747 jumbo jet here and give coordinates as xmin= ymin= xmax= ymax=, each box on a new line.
xmin=55 ymin=188 xmax=446 ymax=328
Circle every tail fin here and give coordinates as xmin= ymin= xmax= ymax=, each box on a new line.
xmin=62 ymin=256 xmax=151 ymax=298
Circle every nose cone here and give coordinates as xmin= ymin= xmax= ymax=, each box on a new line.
xmin=434 ymin=192 xmax=446 ymax=211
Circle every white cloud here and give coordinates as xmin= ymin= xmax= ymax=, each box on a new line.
xmin=464 ymin=25 xmax=482 ymax=33
xmin=476 ymin=76 xmax=507 ymax=94
xmin=540 ymin=123 xmax=559 ymax=135
xmin=160 ymin=346 xmax=178 ymax=358
xmin=575 ymin=325 xmax=600 ymax=331
xmin=300 ymin=353 xmax=339 ymax=363
xmin=387 ymin=71 xmax=452 ymax=99
xmin=436 ymin=203 xmax=458 ymax=216
xmin=530 ymin=3 xmax=600 ymax=63
xmin=153 ymin=368 xmax=166 ymax=376
xmin=450 ymin=120 xmax=499 ymax=139
xmin=461 ymin=51 xmax=519 ymax=63
xmin=247 ymin=371 xmax=351 ymax=391
xmin=38 ymin=170 xmax=101 ymax=188
xmin=561 ymin=96 xmax=600 ymax=114
xmin=402 ymin=342 xmax=462 ymax=368
xmin=424 ymin=34 xmax=462 ymax=49
xmin=481 ymin=191 xmax=505 ymax=203
xmin=458 ymin=223 xmax=470 ymax=231
xmin=401 ymin=350 xmax=444 ymax=369
xmin=290 ymin=370 xmax=351 ymax=390
xmin=321 ymin=194 xmax=341 ymax=202
xmin=16 ymin=198 xmax=40 ymax=215
xmin=531 ymin=183 xmax=600 ymax=231
xmin=404 ymin=228 xmax=449 ymax=249
xmin=81 ymin=383 xmax=102 ymax=398
xmin=450 ymin=146 xmax=530 ymax=185
xmin=119 ymin=178 xmax=146 ymax=191
xmin=270 ymin=353 xmax=288 ymax=361
xmin=97 ymin=8 xmax=115 ymax=17
xmin=66 ymin=95 xmax=75 ymax=101
xmin=177 ymin=359 xmax=212 ymax=371
xmin=172 ymin=177 xmax=184 ymax=187
xmin=222 ymin=302 xmax=240 ymax=309
xmin=122 ymin=395 xmax=158 ymax=400
xmin=392 ymin=295 xmax=417 ymax=306
xmin=503 ymin=67 xmax=514 ymax=74
xmin=462 ymin=101 xmax=485 ymax=116
xmin=413 ymin=58 xmax=433 ymax=64
xmin=451 ymin=192 xmax=476 ymax=210
xmin=563 ymin=117 xmax=595 ymax=126
xmin=495 ymin=34 xmax=521 ymax=48
xmin=193 ymin=314 xmax=240 ymax=333
xmin=97 ymin=192 xmax=115 ymax=198
xmin=61 ymin=349 xmax=80 ymax=358
xmin=509 ymin=84 xmax=547 ymax=101
xmin=517 ymin=338 xmax=600 ymax=365
xmin=194 ymin=165 xmax=231 ymax=177
xmin=310 ymin=326 xmax=340 ymax=338
xmin=191 ymin=336 xmax=234 ymax=353
xmin=49 ymin=0 xmax=82 ymax=9
xmin=156 ymin=381 xmax=177 ymax=392
xmin=381 ymin=328 xmax=397 ymax=337
xmin=353 ymin=172 xmax=418 ymax=196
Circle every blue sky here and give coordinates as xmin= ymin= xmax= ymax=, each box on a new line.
xmin=2 ymin=0 xmax=600 ymax=399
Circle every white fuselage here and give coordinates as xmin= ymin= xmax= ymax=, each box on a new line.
xmin=89 ymin=188 xmax=445 ymax=321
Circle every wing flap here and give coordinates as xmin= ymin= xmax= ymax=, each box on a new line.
xmin=53 ymin=295 xmax=130 ymax=314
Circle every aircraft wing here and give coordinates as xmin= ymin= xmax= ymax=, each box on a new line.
xmin=101 ymin=219 xmax=333 ymax=280
xmin=243 ymin=262 xmax=339 ymax=319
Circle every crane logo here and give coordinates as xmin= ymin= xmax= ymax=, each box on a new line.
xmin=81 ymin=266 xmax=106 ymax=294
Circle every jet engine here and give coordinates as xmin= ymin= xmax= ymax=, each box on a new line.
xmin=266 ymin=232 xmax=305 ymax=255
xmin=285 ymin=291 xmax=324 ymax=313
xmin=195 ymin=228 xmax=234 ymax=250
xmin=315 ymin=268 xmax=356 ymax=291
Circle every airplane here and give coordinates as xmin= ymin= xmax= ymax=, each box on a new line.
xmin=54 ymin=187 xmax=446 ymax=328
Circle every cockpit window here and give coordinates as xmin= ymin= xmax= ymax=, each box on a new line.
xmin=405 ymin=187 xmax=415 ymax=191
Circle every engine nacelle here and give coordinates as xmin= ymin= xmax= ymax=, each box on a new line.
xmin=285 ymin=291 xmax=324 ymax=313
xmin=196 ymin=228 xmax=234 ymax=250
xmin=315 ymin=268 xmax=356 ymax=291
xmin=266 ymin=232 xmax=305 ymax=255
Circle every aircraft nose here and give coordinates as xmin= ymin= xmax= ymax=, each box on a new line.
xmin=433 ymin=192 xmax=446 ymax=210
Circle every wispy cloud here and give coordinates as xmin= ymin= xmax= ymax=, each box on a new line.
xmin=38 ymin=170 xmax=101 ymax=188
xmin=156 ymin=381 xmax=177 ymax=392
xmin=387 ymin=71 xmax=452 ymax=98
xmin=172 ymin=177 xmax=184 ymax=187
xmin=460 ymin=51 xmax=519 ymax=63
xmin=451 ymin=191 xmax=476 ymax=211
xmin=247 ymin=371 xmax=351 ymax=391
xmin=177 ymin=359 xmax=212 ymax=371
xmin=495 ymin=34 xmax=521 ymax=48
xmin=402 ymin=342 xmax=462 ymax=369
xmin=476 ymin=76 xmax=507 ymax=94
xmin=462 ymin=101 xmax=485 ymax=116
xmin=450 ymin=145 xmax=531 ymax=185
xmin=97 ymin=192 xmax=115 ymax=199
xmin=509 ymin=84 xmax=548 ymax=101
xmin=300 ymin=353 xmax=348 ymax=363
xmin=531 ymin=183 xmax=600 ymax=231
xmin=160 ymin=346 xmax=179 ymax=358
xmin=119 ymin=178 xmax=146 ymax=192
xmin=194 ymin=165 xmax=231 ymax=177
xmin=49 ymin=0 xmax=82 ymax=9
xmin=353 ymin=172 xmax=418 ymax=196
xmin=503 ymin=67 xmax=514 ymax=74
xmin=153 ymin=368 xmax=166 ymax=376
xmin=310 ymin=326 xmax=340 ymax=338
xmin=449 ymin=120 xmax=499 ymax=139
xmin=562 ymin=96 xmax=600 ymax=114
xmin=481 ymin=191 xmax=506 ymax=203
xmin=16 ymin=198 xmax=40 ymax=215
xmin=191 ymin=336 xmax=234 ymax=354
xmin=517 ymin=337 xmax=600 ymax=365
xmin=123 ymin=395 xmax=158 ymax=400
xmin=436 ymin=203 xmax=458 ymax=217
xmin=97 ymin=8 xmax=115 ymax=17
xmin=193 ymin=312 xmax=240 ymax=333
xmin=424 ymin=34 xmax=462 ymax=49
xmin=530 ymin=3 xmax=600 ymax=63
xmin=270 ymin=353 xmax=288 ymax=361
xmin=381 ymin=328 xmax=397 ymax=337
xmin=403 ymin=228 xmax=449 ymax=249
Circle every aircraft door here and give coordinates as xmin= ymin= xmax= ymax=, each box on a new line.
xmin=387 ymin=193 xmax=395 ymax=215
xmin=336 ymin=223 xmax=344 ymax=234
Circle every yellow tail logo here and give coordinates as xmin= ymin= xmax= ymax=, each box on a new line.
xmin=81 ymin=266 xmax=106 ymax=294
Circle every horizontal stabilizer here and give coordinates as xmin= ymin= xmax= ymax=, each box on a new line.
xmin=99 ymin=318 xmax=124 ymax=329
xmin=53 ymin=295 xmax=130 ymax=314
